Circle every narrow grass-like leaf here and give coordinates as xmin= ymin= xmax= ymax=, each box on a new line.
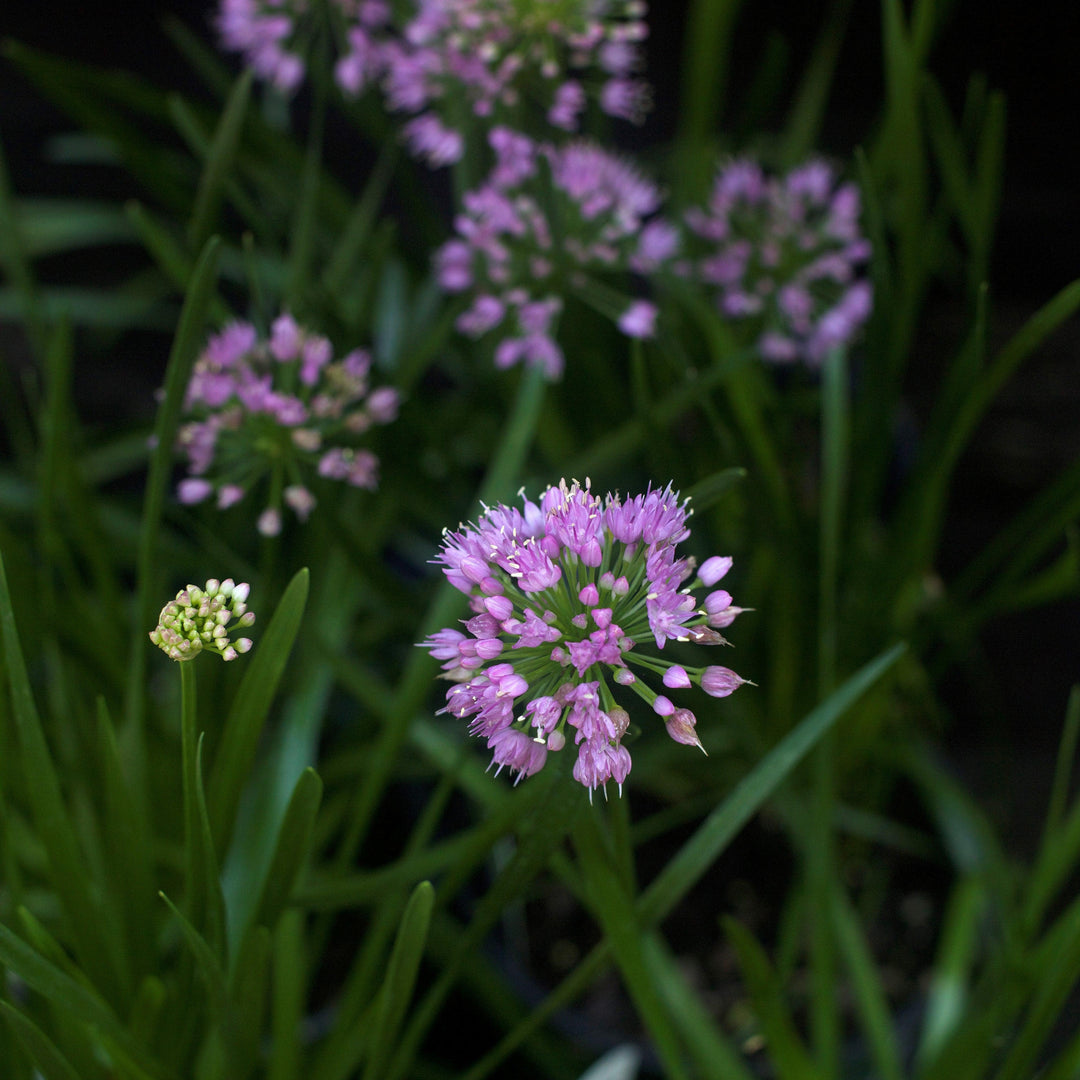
xmin=246 ymin=767 xmax=322 ymax=937
xmin=576 ymin=814 xmax=691 ymax=1080
xmin=640 ymin=932 xmax=757 ymax=1080
xmin=0 ymin=550 xmax=121 ymax=1004
xmin=13 ymin=198 xmax=135 ymax=258
xmin=124 ymin=235 xmax=222 ymax=750
xmin=778 ymin=0 xmax=853 ymax=167
xmin=125 ymin=200 xmax=195 ymax=293
xmin=640 ymin=643 xmax=906 ymax=925
xmin=830 ymin=888 xmax=904 ymax=1080
xmin=684 ymin=467 xmax=747 ymax=516
xmin=384 ymin=769 xmax=582 ymax=1080
xmin=724 ymin=918 xmax=823 ymax=1080
xmin=0 ymin=132 xmax=47 ymax=358
xmin=323 ymin=138 xmax=399 ymax=300
xmin=0 ymin=924 xmax=174 ymax=1080
xmin=0 ymin=1001 xmax=83 ymax=1080
xmin=361 ymin=881 xmax=435 ymax=1080
xmin=674 ymin=0 xmax=744 ymax=195
xmin=915 ymin=877 xmax=985 ymax=1069
xmin=207 ymin=567 xmax=309 ymax=854
xmin=159 ymin=891 xmax=228 ymax=1022
xmin=96 ymin=698 xmax=156 ymax=984
xmin=4 ymin=43 xmax=192 ymax=212
xmin=928 ymin=277 xmax=1080 ymax=534
xmin=268 ymin=911 xmax=305 ymax=1080
xmin=994 ymin=894 xmax=1080 ymax=1080
xmin=226 ymin=925 xmax=270 ymax=1080
xmin=187 ymin=70 xmax=253 ymax=251
xmin=0 ymin=286 xmax=175 ymax=329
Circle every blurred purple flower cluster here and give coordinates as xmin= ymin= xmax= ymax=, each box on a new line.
xmin=175 ymin=315 xmax=399 ymax=536
xmin=434 ymin=128 xmax=678 ymax=377
xmin=682 ymin=158 xmax=873 ymax=365
xmin=422 ymin=479 xmax=748 ymax=796
xmin=217 ymin=0 xmax=650 ymax=164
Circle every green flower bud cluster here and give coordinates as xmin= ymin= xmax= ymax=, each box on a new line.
xmin=149 ymin=578 xmax=255 ymax=662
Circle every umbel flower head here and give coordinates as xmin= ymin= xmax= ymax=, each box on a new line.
xmin=381 ymin=0 xmax=651 ymax=166
xmin=150 ymin=579 xmax=255 ymax=662
xmin=435 ymin=129 xmax=678 ymax=377
xmin=421 ymin=479 xmax=749 ymax=798
xmin=216 ymin=0 xmax=392 ymax=96
xmin=683 ymin=157 xmax=873 ymax=365
xmin=174 ymin=314 xmax=400 ymax=536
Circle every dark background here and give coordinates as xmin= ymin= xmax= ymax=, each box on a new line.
xmin=2 ymin=1 xmax=1078 ymax=842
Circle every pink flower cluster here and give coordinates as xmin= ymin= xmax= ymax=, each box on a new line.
xmin=216 ymin=0 xmax=392 ymax=96
xmin=421 ymin=479 xmax=748 ymax=797
xmin=435 ymin=128 xmax=678 ymax=377
xmin=175 ymin=315 xmax=399 ymax=536
xmin=216 ymin=0 xmax=649 ymax=164
xmin=382 ymin=0 xmax=651 ymax=164
xmin=683 ymin=158 xmax=873 ymax=365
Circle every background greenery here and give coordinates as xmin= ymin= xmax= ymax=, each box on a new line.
xmin=2 ymin=1 xmax=1079 ymax=1077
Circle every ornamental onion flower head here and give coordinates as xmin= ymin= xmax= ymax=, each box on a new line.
xmin=216 ymin=0 xmax=392 ymax=96
xmin=381 ymin=0 xmax=651 ymax=165
xmin=435 ymin=131 xmax=677 ymax=378
xmin=174 ymin=315 xmax=399 ymax=536
xmin=150 ymin=578 xmax=255 ymax=662
xmin=683 ymin=157 xmax=872 ymax=365
xmin=421 ymin=479 xmax=750 ymax=798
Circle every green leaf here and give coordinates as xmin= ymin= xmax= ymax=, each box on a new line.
xmin=187 ymin=70 xmax=253 ymax=251
xmin=246 ymin=767 xmax=323 ymax=936
xmin=830 ymin=889 xmax=904 ymax=1080
xmin=724 ymin=918 xmax=823 ymax=1080
xmin=96 ymin=698 xmax=156 ymax=986
xmin=0 ymin=550 xmax=122 ymax=1004
xmin=0 ymin=1000 xmax=84 ymax=1080
xmin=268 ymin=911 xmax=305 ymax=1080
xmin=575 ymin=814 xmax=691 ymax=1080
xmin=0 ymin=924 xmax=174 ymax=1080
xmin=361 ymin=881 xmax=436 ymax=1080
xmin=10 ymin=198 xmax=135 ymax=258
xmin=994 ymin=894 xmax=1080 ymax=1080
xmin=640 ymin=933 xmax=756 ymax=1080
xmin=684 ymin=467 xmax=747 ymax=516
xmin=158 ymin=891 xmax=228 ymax=1022
xmin=915 ymin=878 xmax=986 ymax=1069
xmin=207 ymin=567 xmax=310 ymax=855
xmin=125 ymin=235 xmax=222 ymax=749
xmin=225 ymin=926 xmax=271 ymax=1080
xmin=640 ymin=643 xmax=907 ymax=925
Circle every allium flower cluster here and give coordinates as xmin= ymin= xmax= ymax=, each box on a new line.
xmin=150 ymin=578 xmax=255 ymax=662
xmin=217 ymin=0 xmax=392 ymax=95
xmin=422 ymin=479 xmax=748 ymax=797
xmin=684 ymin=158 xmax=873 ymax=365
xmin=175 ymin=314 xmax=399 ymax=537
xmin=383 ymin=0 xmax=651 ymax=165
xmin=435 ymin=129 xmax=678 ymax=377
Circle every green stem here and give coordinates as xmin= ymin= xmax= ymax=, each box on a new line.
xmin=332 ymin=363 xmax=549 ymax=871
xmin=180 ymin=661 xmax=200 ymax=922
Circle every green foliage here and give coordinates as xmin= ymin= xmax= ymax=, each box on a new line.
xmin=2 ymin=2 xmax=1079 ymax=1078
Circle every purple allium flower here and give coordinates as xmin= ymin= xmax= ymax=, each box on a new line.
xmin=683 ymin=157 xmax=873 ymax=365
xmin=421 ymin=479 xmax=750 ymax=798
xmin=149 ymin=578 xmax=255 ymax=662
xmin=380 ymin=0 xmax=651 ymax=165
xmin=216 ymin=0 xmax=392 ymax=97
xmin=435 ymin=133 xmax=676 ymax=377
xmin=174 ymin=315 xmax=399 ymax=534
